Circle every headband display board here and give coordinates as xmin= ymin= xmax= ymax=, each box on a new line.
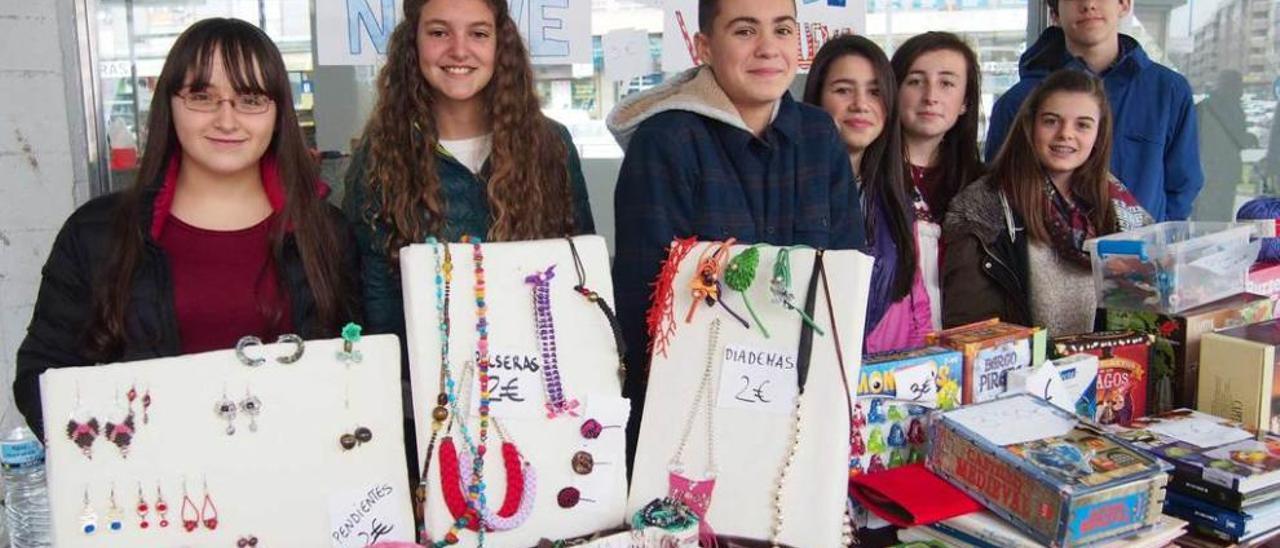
xmin=40 ymin=334 xmax=413 ymax=546
xmin=402 ymin=236 xmax=628 ymax=547
xmin=628 ymin=243 xmax=872 ymax=547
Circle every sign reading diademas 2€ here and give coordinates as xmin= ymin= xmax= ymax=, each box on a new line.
xmin=329 ymin=482 xmax=413 ymax=548
xmin=316 ymin=0 xmax=591 ymax=66
xmin=716 ymin=343 xmax=799 ymax=415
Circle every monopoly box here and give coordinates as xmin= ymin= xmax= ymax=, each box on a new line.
xmin=851 ymin=346 xmax=964 ymax=476
xmin=928 ymin=395 xmax=1169 ymax=547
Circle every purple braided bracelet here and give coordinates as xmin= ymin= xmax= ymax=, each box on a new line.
xmin=525 ymin=265 xmax=580 ymax=418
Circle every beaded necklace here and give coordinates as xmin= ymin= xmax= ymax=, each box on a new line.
xmin=565 ymin=237 xmax=627 ymax=385
xmin=668 ymin=318 xmax=722 ymax=547
xmin=769 ymin=250 xmax=856 ymax=547
xmin=426 ymin=239 xmax=494 ymax=547
xmin=418 ymin=238 xmax=454 ymax=543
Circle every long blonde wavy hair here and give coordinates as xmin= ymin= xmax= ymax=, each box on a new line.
xmin=359 ymin=0 xmax=576 ymax=264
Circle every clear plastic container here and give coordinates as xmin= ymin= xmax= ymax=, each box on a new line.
xmin=1086 ymin=222 xmax=1261 ymax=314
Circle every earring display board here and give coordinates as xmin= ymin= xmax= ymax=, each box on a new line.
xmin=40 ymin=334 xmax=414 ymax=547
xmin=628 ymin=243 xmax=873 ymax=547
xmin=402 ymin=236 xmax=629 ymax=547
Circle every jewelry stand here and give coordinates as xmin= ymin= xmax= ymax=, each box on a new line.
xmin=40 ymin=335 xmax=413 ymax=546
xmin=402 ymin=236 xmax=629 ymax=547
xmin=628 ymin=243 xmax=873 ymax=547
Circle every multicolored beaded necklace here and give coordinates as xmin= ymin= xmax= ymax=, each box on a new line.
xmin=418 ymin=238 xmax=453 ymax=543
xmin=565 ymin=237 xmax=627 ymax=385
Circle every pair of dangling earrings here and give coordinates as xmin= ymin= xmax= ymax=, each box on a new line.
xmin=214 ymin=386 xmax=262 ymax=436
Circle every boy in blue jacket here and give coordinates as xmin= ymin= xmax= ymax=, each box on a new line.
xmin=607 ymin=0 xmax=865 ymax=470
xmin=985 ymin=0 xmax=1203 ymax=221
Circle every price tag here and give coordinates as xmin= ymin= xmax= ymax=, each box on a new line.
xmin=328 ymin=482 xmax=412 ymax=547
xmin=894 ymin=362 xmax=939 ymax=407
xmin=467 ymin=352 xmax=547 ymax=419
xmin=716 ymin=343 xmax=798 ymax=415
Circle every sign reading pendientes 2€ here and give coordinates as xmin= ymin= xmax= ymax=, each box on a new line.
xmin=716 ymin=343 xmax=799 ymax=415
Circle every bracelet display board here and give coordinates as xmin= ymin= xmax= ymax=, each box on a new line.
xmin=41 ymin=334 xmax=413 ymax=547
xmin=402 ymin=236 xmax=628 ymax=547
xmin=627 ymin=243 xmax=872 ymax=547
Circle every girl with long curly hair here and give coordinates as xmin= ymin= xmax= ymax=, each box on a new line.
xmin=343 ymin=0 xmax=595 ymax=344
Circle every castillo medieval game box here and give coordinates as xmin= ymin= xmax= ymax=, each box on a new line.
xmin=928 ymin=395 xmax=1169 ymax=547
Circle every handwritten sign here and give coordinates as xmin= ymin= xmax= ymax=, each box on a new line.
xmin=945 ymin=395 xmax=1076 ymax=447
xmin=894 ymin=362 xmax=939 ymax=407
xmin=317 ymin=0 xmax=593 ymax=66
xmin=467 ymin=352 xmax=546 ymax=419
xmin=661 ymin=0 xmax=866 ymax=73
xmin=971 ymin=339 xmax=1032 ymax=404
xmin=716 ymin=343 xmax=798 ymax=415
xmin=329 ymin=482 xmax=412 ymax=547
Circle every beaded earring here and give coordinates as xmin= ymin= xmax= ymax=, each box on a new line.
xmin=66 ymin=387 xmax=100 ymax=459
xmin=579 ymin=418 xmax=621 ymax=440
xmin=105 ymin=483 xmax=124 ymax=532
xmin=136 ymin=482 xmax=150 ymax=530
xmin=214 ymin=388 xmax=238 ymax=436
xmin=154 ymin=483 xmax=170 ymax=528
xmin=239 ymin=387 xmax=262 ymax=433
xmin=103 ymin=391 xmax=136 ymax=458
xmin=555 ymin=487 xmax=597 ymax=509
xmin=79 ymin=487 xmax=99 ymax=534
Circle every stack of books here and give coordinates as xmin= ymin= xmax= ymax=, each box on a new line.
xmin=896 ymin=510 xmax=1187 ymax=547
xmin=1112 ymin=410 xmax=1280 ymax=545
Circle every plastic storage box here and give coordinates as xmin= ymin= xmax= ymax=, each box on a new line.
xmin=1086 ymin=222 xmax=1261 ymax=314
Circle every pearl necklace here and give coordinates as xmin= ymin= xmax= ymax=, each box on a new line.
xmin=668 ymin=318 xmax=721 ymax=546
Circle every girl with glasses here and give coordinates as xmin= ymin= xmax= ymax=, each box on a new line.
xmin=14 ymin=18 xmax=359 ymax=437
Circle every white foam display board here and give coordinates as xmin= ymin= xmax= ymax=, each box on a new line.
xmin=403 ymin=236 xmax=628 ymax=547
xmin=40 ymin=334 xmax=413 ymax=547
xmin=628 ymin=244 xmax=872 ymax=547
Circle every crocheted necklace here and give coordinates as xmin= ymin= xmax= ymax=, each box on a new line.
xmin=668 ymin=318 xmax=723 ymax=548
xmin=438 ymin=361 xmax=535 ymax=532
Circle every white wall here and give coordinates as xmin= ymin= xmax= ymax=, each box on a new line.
xmin=0 ymin=1 xmax=86 ymax=433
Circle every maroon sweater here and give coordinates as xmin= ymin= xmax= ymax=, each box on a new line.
xmin=157 ymin=214 xmax=293 ymax=354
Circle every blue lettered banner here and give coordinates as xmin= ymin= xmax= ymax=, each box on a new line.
xmin=316 ymin=0 xmax=592 ymax=66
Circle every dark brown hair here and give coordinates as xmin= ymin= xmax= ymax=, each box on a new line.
xmin=87 ymin=18 xmax=349 ymax=360
xmin=891 ymin=31 xmax=986 ymax=215
xmin=359 ymin=0 xmax=574 ymax=266
xmin=803 ymin=35 xmax=915 ymax=300
xmin=698 ymin=0 xmax=797 ymax=34
xmin=991 ymin=69 xmax=1117 ymax=243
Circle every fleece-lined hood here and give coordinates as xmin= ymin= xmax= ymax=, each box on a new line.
xmin=607 ymin=66 xmax=756 ymax=150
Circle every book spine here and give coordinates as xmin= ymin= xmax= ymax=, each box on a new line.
xmin=928 ymin=523 xmax=1007 ymax=548
xmin=1169 ymin=473 xmax=1245 ymax=510
xmin=1162 ymin=492 xmax=1247 ymax=538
